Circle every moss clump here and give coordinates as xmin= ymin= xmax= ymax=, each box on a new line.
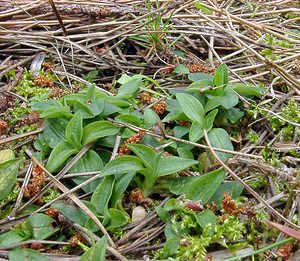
xmin=16 ymin=70 xmax=50 ymax=99
xmin=268 ymin=100 xmax=300 ymax=141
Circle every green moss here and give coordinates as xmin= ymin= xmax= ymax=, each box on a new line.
xmin=15 ymin=124 xmax=37 ymax=134
xmin=246 ymin=131 xmax=260 ymax=144
xmin=44 ymin=189 xmax=60 ymax=203
xmin=282 ymin=100 xmax=300 ymax=122
xmin=247 ymin=176 xmax=268 ymax=189
xmin=4 ymin=69 xmax=16 ymax=80
xmin=16 ymin=70 xmax=50 ymax=99
xmin=1 ymin=186 xmax=20 ymax=203
xmin=267 ymin=101 xmax=300 ymax=141
xmin=10 ymin=103 xmax=32 ymax=121
xmin=154 ymin=210 xmax=248 ymax=260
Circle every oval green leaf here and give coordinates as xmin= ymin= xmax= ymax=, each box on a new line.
xmin=189 ymin=121 xmax=204 ymax=142
xmin=101 ymin=156 xmax=143 ymax=176
xmin=91 ymin=176 xmax=115 ymax=215
xmin=82 ymin=121 xmax=120 ymax=146
xmin=9 ymin=249 xmax=50 ymax=261
xmin=0 ymin=149 xmax=15 ymax=163
xmin=25 ymin=213 xmax=57 ymax=240
xmin=208 ymin=128 xmax=234 ymax=161
xmin=65 ymin=113 xmax=83 ymax=149
xmin=40 ymin=106 xmax=73 ymax=119
xmin=46 ymin=141 xmax=78 ymax=172
xmin=0 ymin=158 xmax=22 ymax=201
xmin=80 ymin=236 xmax=107 ymax=261
xmin=176 ymin=93 xmax=205 ymax=124
xmin=158 ymin=156 xmax=198 ymax=177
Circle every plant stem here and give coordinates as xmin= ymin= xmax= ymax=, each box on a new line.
xmin=223 ymin=237 xmax=294 ymax=261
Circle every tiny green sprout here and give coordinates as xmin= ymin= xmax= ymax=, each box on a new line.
xmin=77 ymin=240 xmax=89 ymax=251
xmin=4 ymin=69 xmax=16 ymax=80
xmin=246 ymin=130 xmax=260 ymax=144
xmin=44 ymin=188 xmax=60 ymax=203
xmin=111 ymin=228 xmax=126 ymax=238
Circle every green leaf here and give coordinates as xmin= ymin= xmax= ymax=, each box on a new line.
xmin=173 ymin=126 xmax=190 ymax=138
xmin=187 ymin=79 xmax=213 ymax=92
xmin=158 ymin=156 xmax=198 ymax=176
xmin=84 ymin=70 xmax=98 ymax=83
xmin=82 ymin=121 xmax=120 ymax=146
xmin=204 ymin=97 xmax=221 ymax=112
xmin=111 ymin=173 xmax=134 ymax=209
xmin=31 ymin=100 xmax=62 ymax=112
xmin=173 ymin=64 xmax=189 ymax=75
xmin=155 ymin=206 xmax=170 ymax=222
xmin=229 ymin=83 xmax=264 ymax=96
xmin=176 ymin=93 xmax=205 ymax=123
xmin=177 ymin=147 xmax=194 ymax=160
xmin=46 ymin=141 xmax=78 ymax=172
xmin=80 ymin=236 xmax=107 ymax=261
xmin=52 ymin=201 xmax=89 ymax=226
xmin=43 ymin=119 xmax=68 ymax=148
xmin=117 ymin=77 xmax=142 ymax=98
xmin=188 ymin=72 xmax=214 ymax=82
xmin=100 ymin=101 xmax=122 ymax=116
xmin=101 ymin=156 xmax=143 ymax=176
xmin=162 ymin=223 xmax=180 ymax=258
xmin=164 ymin=198 xmax=183 ymax=211
xmin=126 ymin=144 xmax=157 ymax=171
xmin=189 ymin=121 xmax=204 ymax=142
xmin=204 ymin=109 xmax=218 ymax=131
xmin=144 ymin=109 xmax=160 ymax=128
xmin=0 ymin=159 xmax=22 ymax=201
xmin=194 ymin=1 xmax=213 ymax=14
xmin=33 ymin=134 xmax=51 ymax=155
xmin=104 ymin=97 xmax=130 ymax=108
xmin=65 ymin=113 xmax=83 ymax=150
xmin=87 ymin=85 xmax=96 ymax=101
xmin=108 ymin=208 xmax=128 ymax=229
xmin=186 ymin=168 xmax=225 ymax=202
xmin=208 ymin=181 xmax=244 ymax=208
xmin=194 ymin=209 xmax=216 ymax=235
xmin=0 ymin=149 xmax=15 ymax=163
xmin=40 ymin=106 xmax=73 ymax=119
xmin=25 ymin=213 xmax=57 ymax=240
xmin=213 ymin=64 xmax=229 ymax=87
xmin=73 ymin=101 xmax=94 ymax=119
xmin=69 ymin=150 xmax=103 ymax=173
xmin=224 ymin=107 xmax=244 ymax=124
xmin=115 ymin=114 xmax=142 ymax=127
xmin=64 ymin=94 xmax=87 ymax=105
xmin=169 ymin=168 xmax=225 ymax=203
xmin=219 ymin=90 xmax=239 ymax=109
xmin=0 ymin=230 xmax=29 ymax=247
xmin=117 ymin=74 xmax=132 ymax=84
xmin=163 ymin=111 xmax=187 ymax=122
xmin=206 ymin=90 xmax=238 ymax=110
xmin=9 ymin=249 xmax=50 ymax=261
xmin=89 ymin=99 xmax=104 ymax=116
xmin=69 ymin=150 xmax=103 ymax=193
xmin=91 ymin=176 xmax=115 ymax=215
xmin=208 ymin=128 xmax=233 ymax=161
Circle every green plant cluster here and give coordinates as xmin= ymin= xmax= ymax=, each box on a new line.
xmin=268 ymin=100 xmax=300 ymax=141
xmin=154 ymin=197 xmax=248 ymax=260
xmin=0 ymin=64 xmax=265 ymax=260
xmin=260 ymin=34 xmax=294 ymax=60
xmin=15 ymin=70 xmax=51 ymax=99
